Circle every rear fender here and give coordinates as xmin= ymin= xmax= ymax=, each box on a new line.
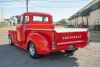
xmin=27 ymin=33 xmax=51 ymax=54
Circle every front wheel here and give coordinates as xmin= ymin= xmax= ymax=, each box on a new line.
xmin=8 ymin=36 xmax=14 ymax=46
xmin=28 ymin=42 xmax=41 ymax=59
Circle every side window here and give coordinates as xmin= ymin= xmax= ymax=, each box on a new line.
xmin=43 ymin=17 xmax=48 ymax=22
xmin=24 ymin=16 xmax=29 ymax=24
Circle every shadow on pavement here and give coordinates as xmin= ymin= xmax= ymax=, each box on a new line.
xmin=0 ymin=44 xmax=79 ymax=67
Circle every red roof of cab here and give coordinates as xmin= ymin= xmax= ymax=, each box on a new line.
xmin=22 ymin=12 xmax=52 ymax=17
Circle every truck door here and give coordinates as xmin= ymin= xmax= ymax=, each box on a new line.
xmin=17 ymin=16 xmax=23 ymax=43
xmin=17 ymin=15 xmax=29 ymax=45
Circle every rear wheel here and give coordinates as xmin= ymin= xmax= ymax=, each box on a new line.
xmin=65 ymin=45 xmax=78 ymax=54
xmin=8 ymin=36 xmax=14 ymax=46
xmin=65 ymin=50 xmax=76 ymax=54
xmin=28 ymin=42 xmax=40 ymax=59
xmin=65 ymin=48 xmax=78 ymax=54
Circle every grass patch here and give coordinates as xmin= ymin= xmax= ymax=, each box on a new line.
xmin=0 ymin=24 xmax=9 ymax=28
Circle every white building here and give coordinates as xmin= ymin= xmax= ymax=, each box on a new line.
xmin=68 ymin=0 xmax=100 ymax=30
xmin=10 ymin=16 xmax=17 ymax=25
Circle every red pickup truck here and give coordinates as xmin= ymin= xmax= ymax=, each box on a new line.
xmin=8 ymin=12 xmax=89 ymax=59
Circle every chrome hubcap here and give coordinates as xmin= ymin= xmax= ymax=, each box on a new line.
xmin=29 ymin=44 xmax=35 ymax=56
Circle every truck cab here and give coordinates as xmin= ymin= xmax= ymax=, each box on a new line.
xmin=8 ymin=12 xmax=89 ymax=59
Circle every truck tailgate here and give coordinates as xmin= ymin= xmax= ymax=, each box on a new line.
xmin=56 ymin=32 xmax=88 ymax=47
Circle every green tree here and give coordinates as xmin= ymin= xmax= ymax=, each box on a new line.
xmin=15 ymin=15 xmax=21 ymax=23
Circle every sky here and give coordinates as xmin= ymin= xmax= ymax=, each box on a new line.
xmin=0 ymin=0 xmax=91 ymax=22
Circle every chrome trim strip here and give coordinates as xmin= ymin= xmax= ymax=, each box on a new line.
xmin=57 ymin=40 xmax=84 ymax=45
xmin=25 ymin=28 xmax=54 ymax=31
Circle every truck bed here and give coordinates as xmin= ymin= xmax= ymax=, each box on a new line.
xmin=54 ymin=27 xmax=88 ymax=33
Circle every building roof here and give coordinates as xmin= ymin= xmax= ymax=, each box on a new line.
xmin=68 ymin=0 xmax=100 ymax=20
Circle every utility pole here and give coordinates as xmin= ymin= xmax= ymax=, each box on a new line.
xmin=0 ymin=8 xmax=4 ymax=24
xmin=26 ymin=0 xmax=29 ymax=12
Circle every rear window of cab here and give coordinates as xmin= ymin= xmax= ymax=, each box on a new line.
xmin=33 ymin=16 xmax=49 ymax=22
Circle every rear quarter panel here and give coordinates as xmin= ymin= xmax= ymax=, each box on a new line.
xmin=27 ymin=31 xmax=54 ymax=54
